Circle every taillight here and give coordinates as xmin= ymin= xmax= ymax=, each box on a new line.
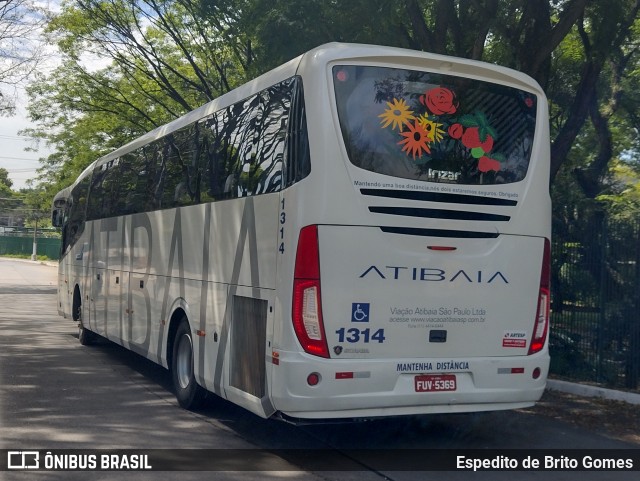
xmin=292 ymin=225 xmax=329 ymax=358
xmin=529 ymin=238 xmax=550 ymax=355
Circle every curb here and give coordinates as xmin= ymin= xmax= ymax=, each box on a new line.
xmin=0 ymin=256 xmax=58 ymax=266
xmin=547 ymin=379 xmax=640 ymax=405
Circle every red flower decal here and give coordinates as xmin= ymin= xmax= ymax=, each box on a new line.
xmin=420 ymin=87 xmax=458 ymax=115
xmin=478 ymin=156 xmax=501 ymax=173
xmin=461 ymin=127 xmax=494 ymax=152
xmin=448 ymin=123 xmax=463 ymax=139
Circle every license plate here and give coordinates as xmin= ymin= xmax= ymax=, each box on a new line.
xmin=414 ymin=374 xmax=457 ymax=392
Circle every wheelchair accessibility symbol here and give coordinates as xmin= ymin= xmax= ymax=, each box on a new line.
xmin=351 ymin=303 xmax=370 ymax=322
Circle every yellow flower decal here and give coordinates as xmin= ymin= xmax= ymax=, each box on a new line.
xmin=398 ymin=120 xmax=432 ymax=159
xmin=379 ymin=98 xmax=414 ymax=131
xmin=417 ymin=114 xmax=445 ymax=143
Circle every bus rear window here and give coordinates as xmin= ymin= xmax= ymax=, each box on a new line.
xmin=333 ymin=65 xmax=537 ymax=185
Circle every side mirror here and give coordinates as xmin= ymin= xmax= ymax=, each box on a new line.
xmin=51 ymin=208 xmax=64 ymax=228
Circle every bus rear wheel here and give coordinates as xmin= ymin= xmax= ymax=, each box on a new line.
xmin=73 ymin=288 xmax=95 ymax=346
xmin=78 ymin=320 xmax=96 ymax=346
xmin=171 ymin=319 xmax=207 ymax=410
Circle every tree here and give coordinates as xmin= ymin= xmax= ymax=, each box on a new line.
xmin=22 ymin=0 xmax=257 ymax=190
xmin=240 ymin=0 xmax=404 ymax=71
xmin=550 ymin=0 xmax=640 ymax=187
xmin=0 ymin=167 xmax=13 ymax=191
xmin=46 ymin=0 xmax=253 ymax=120
xmin=246 ymin=0 xmax=640 ymax=228
xmin=24 ymin=0 xmax=640 ymax=210
xmin=249 ymin=1 xmax=640 ymax=192
xmin=0 ymin=167 xmax=21 ymax=227
xmin=597 ymin=161 xmax=640 ymax=220
xmin=0 ymin=0 xmax=46 ymax=116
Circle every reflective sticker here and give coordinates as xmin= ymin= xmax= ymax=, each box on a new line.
xmin=503 ymin=331 xmax=528 ymax=348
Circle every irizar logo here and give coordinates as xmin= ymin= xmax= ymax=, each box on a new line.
xmin=359 ymin=265 xmax=508 ymax=284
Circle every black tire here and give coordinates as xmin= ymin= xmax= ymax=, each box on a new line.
xmin=78 ymin=319 xmax=96 ymax=346
xmin=171 ymin=319 xmax=207 ymax=410
xmin=73 ymin=288 xmax=96 ymax=346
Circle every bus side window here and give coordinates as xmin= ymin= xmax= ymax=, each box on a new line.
xmin=66 ymin=175 xmax=90 ymax=249
xmin=285 ymin=77 xmax=310 ymax=187
xmin=200 ymin=114 xmax=225 ymax=201
xmin=86 ymin=157 xmax=130 ymax=219
xmin=200 ymin=78 xmax=295 ymax=201
xmin=251 ymin=79 xmax=293 ymax=195
xmin=124 ymin=147 xmax=160 ymax=214
xmin=201 ymin=96 xmax=258 ymax=200
xmin=86 ymin=165 xmax=106 ymax=220
xmin=161 ymin=126 xmax=201 ymax=208
xmin=232 ymin=96 xmax=260 ymax=198
xmin=141 ymin=143 xmax=164 ymax=212
xmin=102 ymin=158 xmax=122 ymax=217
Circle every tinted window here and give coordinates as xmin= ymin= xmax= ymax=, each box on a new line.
xmin=65 ymin=174 xmax=90 ymax=250
xmin=201 ymin=77 xmax=296 ymax=199
xmin=333 ymin=65 xmax=537 ymax=185
xmin=86 ymin=160 xmax=117 ymax=220
xmin=252 ymin=83 xmax=288 ymax=194
xmin=285 ymin=77 xmax=310 ymax=186
xmin=84 ymin=76 xmax=300 ymax=220
xmin=163 ymin=127 xmax=201 ymax=207
xmin=119 ymin=147 xmax=159 ymax=215
xmin=201 ymin=94 xmax=260 ymax=200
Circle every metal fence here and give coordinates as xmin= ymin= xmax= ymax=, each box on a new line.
xmin=0 ymin=228 xmax=61 ymax=260
xmin=550 ymin=216 xmax=640 ymax=390
xmin=1 ymin=219 xmax=638 ymax=389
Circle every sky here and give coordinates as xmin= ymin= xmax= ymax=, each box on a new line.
xmin=0 ymin=0 xmax=57 ymax=191
xmin=0 ymin=100 xmax=51 ymax=191
xmin=0 ymin=1 xmax=111 ymax=191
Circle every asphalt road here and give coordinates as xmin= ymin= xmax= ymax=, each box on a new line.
xmin=0 ymin=258 xmax=638 ymax=481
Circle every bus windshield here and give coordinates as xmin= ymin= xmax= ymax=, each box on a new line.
xmin=333 ymin=65 xmax=538 ymax=185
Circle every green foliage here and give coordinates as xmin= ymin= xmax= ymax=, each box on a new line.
xmin=0 ymin=0 xmax=46 ymax=116
xmin=0 ymin=168 xmax=20 ymax=220
xmin=0 ymin=168 xmax=13 ymax=191
xmin=240 ymin=0 xmax=406 ymax=71
xmin=1 ymin=253 xmax=55 ymax=261
xmin=24 ymin=0 xmax=257 ymax=196
xmin=16 ymin=0 xmax=640 ymax=224
xmin=20 ymin=184 xmax=52 ymax=224
xmin=597 ymin=161 xmax=640 ymax=219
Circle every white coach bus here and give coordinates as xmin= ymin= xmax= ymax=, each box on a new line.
xmin=51 ymin=43 xmax=551 ymax=420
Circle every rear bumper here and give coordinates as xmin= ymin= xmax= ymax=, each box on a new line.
xmin=269 ymin=350 xmax=549 ymax=419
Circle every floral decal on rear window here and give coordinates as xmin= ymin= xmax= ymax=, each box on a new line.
xmin=333 ymin=65 xmax=537 ymax=185
xmin=379 ymin=87 xmax=505 ymax=173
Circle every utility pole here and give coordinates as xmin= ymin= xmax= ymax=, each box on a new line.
xmin=31 ymin=216 xmax=38 ymax=261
